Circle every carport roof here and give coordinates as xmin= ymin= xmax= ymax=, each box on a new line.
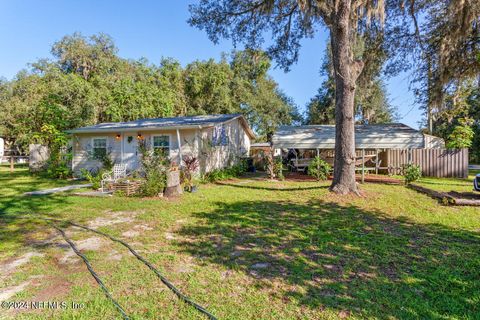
xmin=272 ymin=123 xmax=428 ymax=149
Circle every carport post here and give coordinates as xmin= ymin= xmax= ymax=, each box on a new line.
xmin=361 ymin=149 xmax=365 ymax=184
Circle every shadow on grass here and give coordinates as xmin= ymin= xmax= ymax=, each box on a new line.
xmin=178 ymin=199 xmax=480 ymax=319
xmin=215 ymin=182 xmax=329 ymax=192
xmin=0 ymin=169 xmax=74 ymax=255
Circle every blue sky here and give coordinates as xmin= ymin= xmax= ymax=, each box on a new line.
xmin=0 ymin=0 xmax=422 ymax=128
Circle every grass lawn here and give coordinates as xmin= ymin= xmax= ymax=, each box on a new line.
xmin=1 ymin=165 xmax=480 ymax=319
xmin=412 ymin=170 xmax=479 ymax=193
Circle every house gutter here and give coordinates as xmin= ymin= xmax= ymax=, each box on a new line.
xmin=67 ymin=124 xmax=205 ymax=134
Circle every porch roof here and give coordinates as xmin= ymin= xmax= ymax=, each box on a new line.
xmin=272 ymin=123 xmax=433 ymax=149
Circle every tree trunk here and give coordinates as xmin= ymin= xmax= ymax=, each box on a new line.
xmin=329 ymin=2 xmax=363 ymax=195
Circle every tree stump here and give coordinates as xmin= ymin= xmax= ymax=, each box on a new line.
xmin=164 ymin=169 xmax=183 ymax=197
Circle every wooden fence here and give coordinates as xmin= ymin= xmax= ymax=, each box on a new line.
xmin=386 ymin=148 xmax=468 ymax=178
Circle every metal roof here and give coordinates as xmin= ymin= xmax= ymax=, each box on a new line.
xmin=272 ymin=123 xmax=431 ymax=149
xmin=251 ymin=142 xmax=271 ymax=148
xmin=68 ymin=113 xmax=255 ymax=138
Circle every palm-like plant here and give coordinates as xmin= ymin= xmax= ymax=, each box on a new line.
xmin=182 ymin=155 xmax=200 ymax=191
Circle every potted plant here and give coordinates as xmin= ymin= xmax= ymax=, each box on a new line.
xmin=182 ymin=155 xmax=200 ymax=192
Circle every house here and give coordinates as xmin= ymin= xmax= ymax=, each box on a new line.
xmin=271 ymin=123 xmax=469 ymax=178
xmin=68 ymin=114 xmax=255 ymax=174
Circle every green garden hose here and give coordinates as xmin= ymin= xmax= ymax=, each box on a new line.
xmin=8 ymin=214 xmax=218 ymax=320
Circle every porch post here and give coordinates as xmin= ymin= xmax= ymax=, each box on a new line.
xmin=71 ymin=135 xmax=75 ymax=172
xmin=176 ymin=129 xmax=182 ymax=166
xmin=121 ymin=133 xmax=124 ymax=164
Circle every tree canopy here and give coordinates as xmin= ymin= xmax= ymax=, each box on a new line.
xmin=188 ymin=0 xmax=478 ymax=194
xmin=0 ymin=33 xmax=299 ymax=149
xmin=305 ymin=42 xmax=397 ymax=125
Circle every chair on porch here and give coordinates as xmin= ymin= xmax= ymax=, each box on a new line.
xmin=101 ymin=163 xmax=127 ymax=192
xmin=291 ymin=158 xmax=312 ymax=172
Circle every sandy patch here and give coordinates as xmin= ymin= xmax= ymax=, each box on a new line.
xmin=135 ymin=224 xmax=153 ymax=231
xmin=88 ymin=210 xmax=142 ymax=228
xmin=107 ymin=250 xmax=123 ymax=261
xmin=165 ymin=232 xmax=176 ymax=240
xmin=172 ymin=257 xmax=196 ymax=273
xmin=122 ymin=230 xmax=140 ymax=238
xmin=122 ymin=224 xmax=154 ymax=238
xmin=0 ymin=275 xmax=44 ymax=301
xmin=0 ymin=252 xmax=44 ymax=275
xmin=59 ymin=237 xmax=106 ymax=264
xmin=30 ymin=276 xmax=71 ymax=302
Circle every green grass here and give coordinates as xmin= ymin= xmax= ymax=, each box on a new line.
xmin=412 ymin=170 xmax=478 ymax=193
xmin=1 ymin=166 xmax=480 ymax=319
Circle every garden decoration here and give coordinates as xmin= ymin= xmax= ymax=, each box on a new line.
xmin=101 ymin=163 xmax=127 ymax=192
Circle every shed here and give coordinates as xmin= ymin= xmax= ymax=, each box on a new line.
xmin=272 ymin=123 xmax=444 ymax=150
xmin=271 ymin=123 xmax=469 ymax=178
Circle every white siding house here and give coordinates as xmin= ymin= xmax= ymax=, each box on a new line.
xmin=68 ymin=114 xmax=255 ymax=174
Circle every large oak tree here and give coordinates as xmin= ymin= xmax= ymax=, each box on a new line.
xmin=189 ymin=0 xmax=393 ymax=194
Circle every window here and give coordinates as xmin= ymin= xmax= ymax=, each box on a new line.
xmin=92 ymin=138 xmax=107 ymax=160
xmin=152 ymin=135 xmax=170 ymax=155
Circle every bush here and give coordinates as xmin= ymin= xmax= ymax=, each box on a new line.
xmin=33 ymin=124 xmax=73 ymax=179
xmin=308 ymin=156 xmax=331 ymax=181
xmin=100 ymin=152 xmax=114 ymax=171
xmin=273 ymin=157 xmax=285 ymax=180
xmin=80 ymin=168 xmax=105 ymax=190
xmin=404 ymin=163 xmax=422 ymax=185
xmin=138 ymin=141 xmax=169 ymax=197
xmin=447 ymin=123 xmax=474 ymax=148
xmin=140 ymin=171 xmax=166 ymax=197
xmin=202 ymin=162 xmax=246 ymax=183
xmin=46 ymin=159 xmax=72 ymax=179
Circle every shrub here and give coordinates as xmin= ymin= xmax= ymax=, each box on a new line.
xmin=446 ymin=119 xmax=474 ymax=149
xmin=46 ymin=160 xmax=72 ymax=179
xmin=404 ymin=163 xmax=422 ymax=185
xmin=138 ymin=141 xmax=169 ymax=197
xmin=80 ymin=168 xmax=104 ymax=190
xmin=140 ymin=171 xmax=166 ymax=196
xmin=100 ymin=152 xmax=114 ymax=171
xmin=308 ymin=156 xmax=331 ymax=181
xmin=202 ymin=162 xmax=246 ymax=183
xmin=273 ymin=156 xmax=285 ymax=180
xmin=33 ymin=124 xmax=72 ymax=179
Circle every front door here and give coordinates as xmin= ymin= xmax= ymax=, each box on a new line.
xmin=123 ymin=133 xmax=139 ymax=171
